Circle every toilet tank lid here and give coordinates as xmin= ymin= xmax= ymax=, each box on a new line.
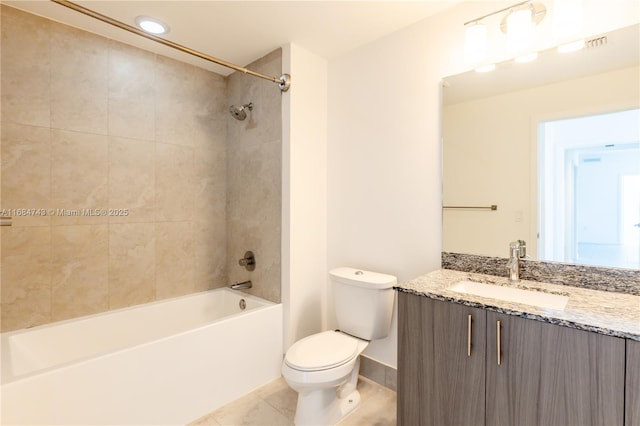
xmin=329 ymin=267 xmax=397 ymax=289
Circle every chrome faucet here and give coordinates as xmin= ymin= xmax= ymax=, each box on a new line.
xmin=507 ymin=240 xmax=526 ymax=283
xmin=230 ymin=280 xmax=252 ymax=290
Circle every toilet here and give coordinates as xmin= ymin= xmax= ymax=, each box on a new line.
xmin=282 ymin=267 xmax=396 ymax=425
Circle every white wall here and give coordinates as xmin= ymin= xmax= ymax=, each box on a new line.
xmin=325 ymin=1 xmax=639 ymax=368
xmin=326 ymin=16 xmax=453 ymax=369
xmin=282 ymin=44 xmax=328 ymax=350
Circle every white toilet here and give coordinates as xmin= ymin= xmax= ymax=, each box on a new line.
xmin=282 ymin=267 xmax=396 ymax=425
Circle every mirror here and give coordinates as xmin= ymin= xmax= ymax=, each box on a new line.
xmin=442 ymin=23 xmax=640 ymax=270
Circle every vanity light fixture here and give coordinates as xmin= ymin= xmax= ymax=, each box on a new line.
xmin=464 ymin=22 xmax=488 ymax=64
xmin=506 ymin=7 xmax=535 ymax=53
xmin=463 ymin=1 xmax=546 ymax=64
xmin=463 ymin=0 xmax=587 ymax=65
xmin=135 ymin=16 xmax=169 ymax=35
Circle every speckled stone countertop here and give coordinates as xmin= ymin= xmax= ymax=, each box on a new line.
xmin=396 ymin=269 xmax=640 ymax=341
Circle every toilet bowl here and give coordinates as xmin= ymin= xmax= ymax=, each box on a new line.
xmin=282 ymin=267 xmax=396 ymax=425
xmin=282 ymin=331 xmax=369 ymax=425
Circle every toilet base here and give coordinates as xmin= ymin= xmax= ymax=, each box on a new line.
xmin=292 ymin=356 xmax=362 ymax=425
xmin=294 ymin=388 xmax=361 ymax=426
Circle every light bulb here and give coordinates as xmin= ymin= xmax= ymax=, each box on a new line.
xmin=465 ymin=22 xmax=488 ymax=64
xmin=507 ymin=8 xmax=534 ymax=53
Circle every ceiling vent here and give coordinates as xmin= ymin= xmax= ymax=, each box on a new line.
xmin=585 ymin=35 xmax=607 ymax=49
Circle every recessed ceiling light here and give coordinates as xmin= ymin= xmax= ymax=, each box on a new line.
xmin=135 ymin=16 xmax=169 ymax=35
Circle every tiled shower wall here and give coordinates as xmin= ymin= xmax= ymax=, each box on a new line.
xmin=226 ymin=50 xmax=282 ymax=303
xmin=0 ymin=6 xmax=282 ymax=331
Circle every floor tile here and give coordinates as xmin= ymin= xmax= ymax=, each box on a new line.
xmin=254 ymin=377 xmax=298 ymax=422
xmin=189 ymin=390 xmax=292 ymax=426
xmin=187 ymin=375 xmax=396 ymax=426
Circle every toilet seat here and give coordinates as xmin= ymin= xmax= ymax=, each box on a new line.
xmin=285 ymin=331 xmax=358 ymax=372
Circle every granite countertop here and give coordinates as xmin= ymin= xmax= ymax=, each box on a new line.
xmin=395 ymin=269 xmax=640 ymax=341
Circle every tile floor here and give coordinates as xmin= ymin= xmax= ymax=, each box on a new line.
xmin=187 ymin=376 xmax=397 ymax=426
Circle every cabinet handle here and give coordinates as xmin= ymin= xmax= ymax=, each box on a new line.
xmin=467 ymin=314 xmax=472 ymax=357
xmin=496 ymin=320 xmax=502 ymax=366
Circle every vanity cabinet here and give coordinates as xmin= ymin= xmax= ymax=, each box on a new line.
xmin=398 ymin=292 xmax=627 ymax=426
xmin=397 ymin=292 xmax=486 ymax=425
xmin=486 ymin=311 xmax=625 ymax=426
xmin=627 ymin=339 xmax=640 ymax=426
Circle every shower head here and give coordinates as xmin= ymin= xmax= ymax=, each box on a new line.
xmin=229 ymin=102 xmax=253 ymax=121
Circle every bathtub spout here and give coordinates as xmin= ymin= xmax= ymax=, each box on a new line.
xmin=230 ymin=280 xmax=252 ymax=290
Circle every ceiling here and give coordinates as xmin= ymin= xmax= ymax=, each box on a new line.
xmin=5 ymin=0 xmax=460 ymax=76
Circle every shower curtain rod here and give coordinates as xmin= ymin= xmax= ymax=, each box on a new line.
xmin=50 ymin=0 xmax=291 ymax=92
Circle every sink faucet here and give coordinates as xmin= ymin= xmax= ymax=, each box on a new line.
xmin=507 ymin=240 xmax=526 ymax=283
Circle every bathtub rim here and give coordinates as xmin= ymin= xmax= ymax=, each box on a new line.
xmin=1 ymin=288 xmax=279 ymax=385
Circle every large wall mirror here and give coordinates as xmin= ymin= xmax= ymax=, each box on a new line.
xmin=442 ymin=23 xmax=639 ymax=270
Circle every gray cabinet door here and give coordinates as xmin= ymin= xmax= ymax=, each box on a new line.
xmin=485 ymin=311 xmax=542 ymax=426
xmin=398 ymin=293 xmax=486 ymax=426
xmin=627 ymin=339 xmax=640 ymax=426
xmin=486 ymin=312 xmax=625 ymax=426
xmin=398 ymin=291 xmax=425 ymax=426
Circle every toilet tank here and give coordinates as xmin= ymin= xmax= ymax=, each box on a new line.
xmin=330 ymin=267 xmax=397 ymax=340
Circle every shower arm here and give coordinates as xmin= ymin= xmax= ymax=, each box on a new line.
xmin=49 ymin=0 xmax=291 ymax=92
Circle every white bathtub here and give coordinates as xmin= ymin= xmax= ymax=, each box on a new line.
xmin=1 ymin=288 xmax=283 ymax=425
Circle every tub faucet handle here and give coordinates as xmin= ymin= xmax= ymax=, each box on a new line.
xmin=238 ymin=251 xmax=255 ymax=271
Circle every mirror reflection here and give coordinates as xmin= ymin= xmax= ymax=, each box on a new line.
xmin=442 ymin=23 xmax=640 ymax=270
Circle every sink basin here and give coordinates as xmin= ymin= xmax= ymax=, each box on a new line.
xmin=449 ymin=280 xmax=569 ymax=311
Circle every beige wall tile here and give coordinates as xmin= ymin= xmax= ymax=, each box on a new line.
xmin=195 ymin=220 xmax=227 ymax=291
xmin=194 ymin=132 xmax=227 ymax=291
xmin=51 ymin=225 xmax=109 ymax=321
xmin=156 ymin=221 xmax=195 ymax=299
xmin=193 ymin=114 xmax=227 ymax=152
xmin=191 ymin=67 xmax=228 ymax=128
xmin=1 ymin=122 xmax=51 ymax=227
xmin=50 ymin=24 xmax=108 ymax=134
xmin=1 ymin=6 xmax=50 ymax=127
xmin=155 ymin=56 xmax=198 ymax=146
xmin=155 ymin=142 xmax=195 ymax=221
xmin=108 ymin=137 xmax=155 ymax=223
xmin=0 ymin=227 xmax=52 ymax=331
xmin=194 ymin=122 xmax=226 ymax=218
xmin=51 ymin=130 xmax=109 ymax=225
xmin=108 ymin=41 xmax=155 ymax=140
xmin=109 ymin=223 xmax=156 ymax=309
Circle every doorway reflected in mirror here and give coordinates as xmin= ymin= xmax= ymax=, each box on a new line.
xmin=538 ymin=108 xmax=640 ymax=269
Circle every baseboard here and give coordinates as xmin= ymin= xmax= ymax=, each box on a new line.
xmin=359 ymin=355 xmax=397 ymax=391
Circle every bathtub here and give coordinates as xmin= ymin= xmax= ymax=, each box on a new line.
xmin=1 ymin=288 xmax=283 ymax=425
